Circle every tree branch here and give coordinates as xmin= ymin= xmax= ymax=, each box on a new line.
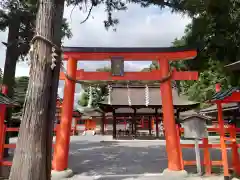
xmin=80 ymin=3 xmax=93 ymax=24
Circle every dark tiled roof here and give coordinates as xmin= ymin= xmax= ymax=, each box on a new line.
xmin=105 ymin=109 xmax=200 ymax=117
xmin=77 ymin=107 xmax=103 ymax=117
xmin=0 ymin=92 xmax=19 ymax=106
xmin=99 ymin=86 xmax=199 ymax=108
xmin=211 ymin=87 xmax=240 ymax=101
xmin=200 ymin=103 xmax=238 ymax=114
xmin=225 ymin=60 xmax=240 ymax=71
xmin=181 ymin=114 xmax=211 ymax=122
xmin=62 ymin=46 xmax=197 ymax=53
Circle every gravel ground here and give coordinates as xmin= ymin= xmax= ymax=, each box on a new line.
xmin=8 ymin=135 xmax=236 ymax=180
xmin=57 ymin=135 xmax=235 ymax=180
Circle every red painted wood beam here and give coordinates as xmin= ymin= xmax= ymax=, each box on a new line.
xmin=59 ymin=69 xmax=198 ymax=81
xmin=63 ymin=50 xmax=197 ymax=61
xmin=212 ymin=92 xmax=240 ymax=103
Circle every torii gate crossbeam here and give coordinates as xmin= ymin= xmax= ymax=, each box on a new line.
xmin=52 ymin=47 xmax=198 ymax=173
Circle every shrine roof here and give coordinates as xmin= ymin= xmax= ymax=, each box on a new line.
xmin=199 ymin=103 xmax=238 ymax=115
xmin=225 ymin=60 xmax=240 ymax=71
xmin=210 ymin=87 xmax=240 ymax=102
xmin=0 ymin=92 xmax=19 ymax=106
xmin=99 ymin=86 xmax=199 ymax=109
xmin=77 ymin=107 xmax=103 ymax=117
xmin=62 ymin=46 xmax=197 ymax=53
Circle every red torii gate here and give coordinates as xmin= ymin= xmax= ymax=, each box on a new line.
xmin=52 ymin=47 xmax=198 ymax=173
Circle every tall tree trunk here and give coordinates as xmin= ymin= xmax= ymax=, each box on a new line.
xmin=2 ymin=17 xmax=21 ymax=156
xmin=9 ymin=0 xmax=64 ymax=180
xmin=3 ymin=18 xmax=20 ymax=97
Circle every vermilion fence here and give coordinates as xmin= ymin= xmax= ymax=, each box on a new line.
xmin=0 ymin=125 xmax=58 ymax=166
xmin=1 ymin=124 xmax=240 ymax=176
xmin=178 ymin=125 xmax=240 ymax=175
xmin=0 ymin=113 xmax=240 ymax=175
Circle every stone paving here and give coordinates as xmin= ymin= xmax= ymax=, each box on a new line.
xmin=58 ymin=135 xmax=237 ymax=180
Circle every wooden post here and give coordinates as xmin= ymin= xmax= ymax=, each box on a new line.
xmin=0 ymin=86 xmax=7 ymax=162
xmin=105 ymin=118 xmax=107 ymax=133
xmin=214 ymin=83 xmax=229 ymax=177
xmin=101 ymin=113 xmax=105 ymax=135
xmin=176 ymin=125 xmax=184 ymax=169
xmin=159 ymin=59 xmax=182 ymax=171
xmin=112 ymin=110 xmax=116 ymax=139
xmin=203 ymin=138 xmax=211 ymax=175
xmin=131 ymin=116 xmax=134 ymax=134
xmin=124 ymin=117 xmax=127 ymax=130
xmin=73 ymin=118 xmax=78 ymax=135
xmin=151 ymin=117 xmax=154 ymax=130
xmin=148 ymin=116 xmax=152 ymax=136
xmin=134 ymin=109 xmax=137 ymax=138
xmin=194 ymin=139 xmax=202 ymax=175
xmin=141 ymin=116 xmax=144 ymax=128
xmin=230 ymin=125 xmax=240 ymax=175
xmin=155 ymin=109 xmax=159 ymax=138
xmin=217 ymin=102 xmax=229 ymax=178
xmin=52 ymin=57 xmax=77 ymax=171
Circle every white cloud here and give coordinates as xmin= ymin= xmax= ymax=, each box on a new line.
xmin=0 ymin=4 xmax=191 ymax=106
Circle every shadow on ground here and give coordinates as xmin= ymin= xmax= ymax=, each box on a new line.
xmin=0 ymin=136 xmax=233 ymax=179
xmin=67 ymin=140 xmax=231 ymax=178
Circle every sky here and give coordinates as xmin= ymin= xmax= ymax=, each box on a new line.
xmin=0 ymin=3 xmax=191 ymax=107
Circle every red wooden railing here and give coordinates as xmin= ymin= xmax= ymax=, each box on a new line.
xmin=0 ymin=125 xmax=58 ymax=166
xmin=178 ymin=125 xmax=240 ymax=175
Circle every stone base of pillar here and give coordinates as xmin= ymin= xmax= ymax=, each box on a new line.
xmin=162 ymin=169 xmax=188 ymax=179
xmin=51 ymin=169 xmax=73 ymax=180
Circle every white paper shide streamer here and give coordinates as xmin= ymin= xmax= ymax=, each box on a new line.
xmin=87 ymin=86 xmax=93 ymax=108
xmin=51 ymin=46 xmax=58 ymax=69
xmin=108 ymin=85 xmax=112 ymax=105
xmin=145 ymin=84 xmax=149 ymax=106
xmin=127 ymin=84 xmax=131 ymax=106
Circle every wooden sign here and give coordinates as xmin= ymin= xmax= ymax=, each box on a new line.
xmin=111 ymin=56 xmax=124 ymax=76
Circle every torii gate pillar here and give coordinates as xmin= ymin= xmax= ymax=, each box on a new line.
xmin=52 ymin=57 xmax=77 ymax=171
xmin=160 ymin=59 xmax=182 ymax=171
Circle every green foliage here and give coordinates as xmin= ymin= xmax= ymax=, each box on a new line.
xmin=0 ymin=0 xmax=72 ymax=60
xmin=13 ymin=76 xmax=29 ymax=106
xmin=150 ymin=0 xmax=240 ymax=107
xmin=78 ymin=66 xmax=110 ymax=108
xmin=78 ymin=91 xmax=88 ymax=107
xmin=96 ymin=66 xmax=111 ymax=72
xmin=78 ymin=85 xmax=108 ymax=108
xmin=180 ymin=59 xmax=230 ymax=107
xmin=178 ymin=0 xmax=240 ymax=68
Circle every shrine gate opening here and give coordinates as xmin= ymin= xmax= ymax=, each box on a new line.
xmin=52 ymin=47 xmax=198 ymax=173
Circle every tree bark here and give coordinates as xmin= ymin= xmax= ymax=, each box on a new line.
xmin=3 ymin=18 xmax=20 ymax=97
xmin=9 ymin=0 xmax=65 ymax=180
